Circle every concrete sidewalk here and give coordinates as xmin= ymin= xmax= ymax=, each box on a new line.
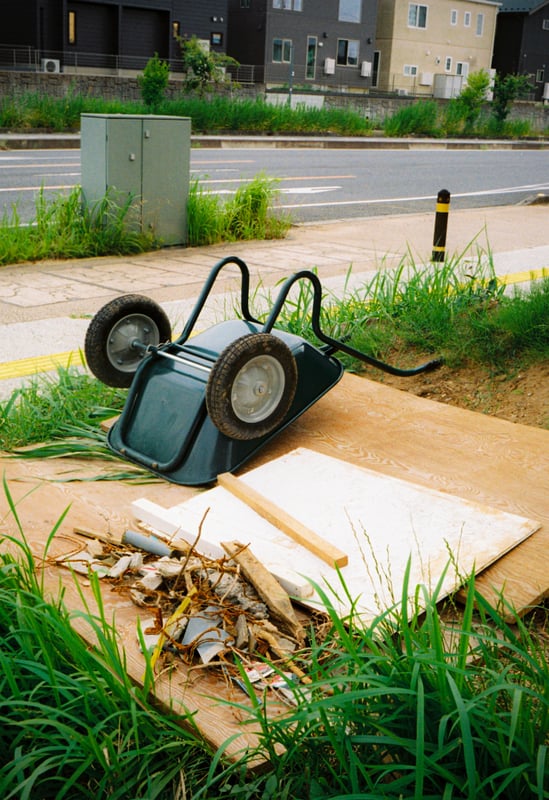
xmin=1 ymin=202 xmax=548 ymax=399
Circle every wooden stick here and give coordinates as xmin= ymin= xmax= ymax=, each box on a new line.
xmin=221 ymin=540 xmax=305 ymax=643
xmin=217 ymin=472 xmax=348 ymax=569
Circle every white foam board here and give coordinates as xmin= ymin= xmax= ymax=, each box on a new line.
xmin=133 ymin=448 xmax=539 ymax=622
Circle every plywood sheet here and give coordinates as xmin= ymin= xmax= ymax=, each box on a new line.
xmin=0 ymin=456 xmax=280 ymax=761
xmin=141 ymin=448 xmax=538 ymax=622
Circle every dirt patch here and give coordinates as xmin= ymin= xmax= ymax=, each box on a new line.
xmin=369 ymin=359 xmax=549 ymax=430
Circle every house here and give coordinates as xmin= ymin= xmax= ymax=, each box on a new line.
xmin=226 ymin=0 xmax=379 ymax=91
xmin=491 ymin=0 xmax=549 ymax=100
xmin=374 ymin=0 xmax=500 ymax=96
xmin=1 ymin=0 xmax=228 ymax=74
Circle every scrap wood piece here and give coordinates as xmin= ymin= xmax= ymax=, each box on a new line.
xmin=217 ymin=472 xmax=348 ymax=570
xmin=148 ymin=586 xmax=197 ymax=673
xmin=251 ymin=622 xmax=312 ymax=685
xmin=222 ymin=540 xmax=305 ymax=644
xmin=73 ymin=526 xmax=121 ymax=547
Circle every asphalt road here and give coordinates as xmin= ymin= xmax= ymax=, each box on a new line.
xmin=1 ymin=146 xmax=549 ymax=224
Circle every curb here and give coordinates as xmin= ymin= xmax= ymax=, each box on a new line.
xmin=1 ymin=133 xmax=549 ymax=151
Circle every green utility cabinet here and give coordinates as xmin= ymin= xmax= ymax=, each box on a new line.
xmin=80 ymin=114 xmax=191 ymax=245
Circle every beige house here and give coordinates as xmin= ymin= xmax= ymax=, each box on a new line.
xmin=374 ymin=0 xmax=500 ymax=96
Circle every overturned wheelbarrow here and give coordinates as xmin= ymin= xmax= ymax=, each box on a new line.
xmin=85 ymin=256 xmax=441 ymax=486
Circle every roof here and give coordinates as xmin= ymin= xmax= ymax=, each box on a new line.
xmin=497 ymin=0 xmax=549 ymax=11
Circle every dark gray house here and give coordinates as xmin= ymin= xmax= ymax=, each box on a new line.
xmin=2 ymin=0 xmax=228 ymax=73
xmin=226 ymin=0 xmax=379 ymax=91
xmin=491 ymin=0 xmax=549 ymax=100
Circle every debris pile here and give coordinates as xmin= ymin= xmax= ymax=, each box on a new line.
xmin=57 ymin=525 xmax=322 ymax=705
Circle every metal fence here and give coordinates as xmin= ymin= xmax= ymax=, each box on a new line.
xmin=0 ymin=45 xmax=187 ymax=75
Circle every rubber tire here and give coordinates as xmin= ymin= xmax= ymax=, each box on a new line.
xmin=84 ymin=294 xmax=172 ymax=388
xmin=206 ymin=333 xmax=298 ymax=441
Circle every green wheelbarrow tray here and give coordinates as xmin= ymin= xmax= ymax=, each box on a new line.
xmin=85 ymin=256 xmax=442 ymax=486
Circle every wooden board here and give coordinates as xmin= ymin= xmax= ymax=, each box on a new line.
xmin=135 ymin=448 xmax=539 ymax=623
xmin=1 ymin=372 xmax=548 ymax=758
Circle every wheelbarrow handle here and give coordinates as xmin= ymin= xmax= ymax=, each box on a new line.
xmin=174 ymin=256 xmax=261 ymax=345
xmin=262 ymin=269 xmax=442 ymax=378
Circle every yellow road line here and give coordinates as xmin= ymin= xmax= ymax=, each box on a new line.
xmin=0 ymin=350 xmax=84 ymax=381
xmin=0 ymin=266 xmax=547 ymax=383
xmin=497 ymin=267 xmax=548 ymax=286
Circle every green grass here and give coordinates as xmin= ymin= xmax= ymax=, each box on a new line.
xmin=255 ymin=253 xmax=549 ymax=373
xmin=0 ymin=489 xmax=212 ymax=798
xmin=216 ymin=567 xmax=549 ymax=799
xmin=383 ymin=98 xmax=537 ymax=140
xmin=0 ymin=364 xmax=125 ymax=450
xmin=0 ymin=188 xmax=158 ymax=267
xmin=0 ymin=174 xmax=289 ymax=266
xmin=1 ymin=90 xmax=542 ymax=140
xmin=187 ymin=172 xmax=291 ymax=246
xmin=0 ymin=92 xmax=377 ymax=137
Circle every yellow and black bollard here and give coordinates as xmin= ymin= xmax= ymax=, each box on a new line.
xmin=431 ymin=189 xmax=451 ymax=263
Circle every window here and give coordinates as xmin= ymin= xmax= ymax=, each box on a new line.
xmin=273 ymin=0 xmax=301 ymax=8
xmin=306 ymin=36 xmax=317 ymax=79
xmin=339 ymin=0 xmax=362 ymax=23
xmin=211 ymin=32 xmax=223 ymax=46
xmin=536 ymin=68 xmax=545 ymax=82
xmin=403 ymin=64 xmax=418 ymax=76
xmin=408 ymin=4 xmax=427 ymax=28
xmin=445 ymin=56 xmax=452 ymax=72
xmin=172 ymin=20 xmax=180 ymax=38
xmin=542 ymin=18 xmax=549 ymax=29
xmin=476 ymin=13 xmax=484 ymax=36
xmin=456 ymin=61 xmax=469 ymax=77
xmin=464 ymin=11 xmax=471 ymax=27
xmin=68 ymin=10 xmax=76 ymax=44
xmin=450 ymin=9 xmax=457 ymax=25
xmin=240 ymin=0 xmax=250 ymax=6
xmin=337 ymin=38 xmax=359 ymax=66
xmin=273 ymin=38 xmax=292 ymax=62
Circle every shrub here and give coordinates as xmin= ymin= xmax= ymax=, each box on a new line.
xmin=138 ymin=53 xmax=170 ymax=110
xmin=383 ymin=100 xmax=440 ymax=137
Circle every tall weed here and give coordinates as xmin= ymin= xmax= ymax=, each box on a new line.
xmin=383 ymin=100 xmax=440 ymax=137
xmin=205 ymin=570 xmax=549 ymax=799
xmin=187 ymin=173 xmax=291 ymax=246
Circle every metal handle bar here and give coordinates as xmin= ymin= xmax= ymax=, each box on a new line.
xmin=174 ymin=256 xmax=261 ymax=345
xmin=262 ymin=270 xmax=442 ymax=377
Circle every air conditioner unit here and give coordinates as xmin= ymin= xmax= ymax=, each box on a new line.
xmin=324 ymin=57 xmax=335 ymax=75
xmin=41 ymin=58 xmax=60 ymax=73
xmin=360 ymin=60 xmax=372 ymax=77
xmin=543 ymin=82 xmax=549 ymax=101
xmin=420 ymin=72 xmax=433 ymax=86
xmin=396 ymin=88 xmax=408 ymax=96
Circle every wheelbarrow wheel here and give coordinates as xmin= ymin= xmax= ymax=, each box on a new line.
xmin=206 ymin=333 xmax=298 ymax=440
xmin=85 ymin=294 xmax=172 ymax=388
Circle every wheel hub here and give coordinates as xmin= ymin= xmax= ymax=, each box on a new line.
xmin=107 ymin=314 xmax=160 ymax=372
xmin=231 ymin=355 xmax=285 ymax=423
